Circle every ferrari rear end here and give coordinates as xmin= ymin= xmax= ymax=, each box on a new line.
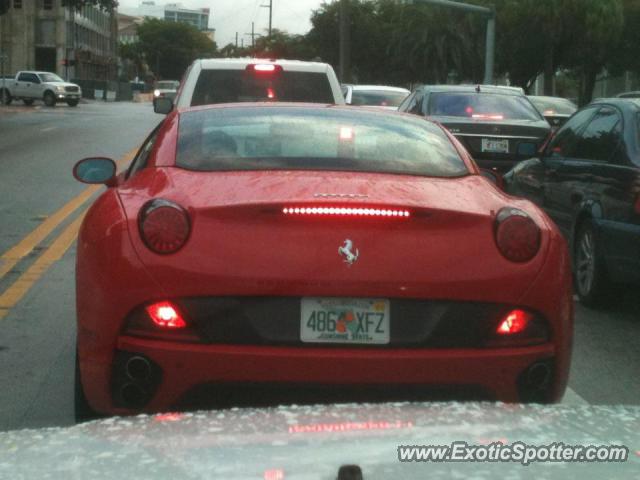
xmin=74 ymin=104 xmax=573 ymax=417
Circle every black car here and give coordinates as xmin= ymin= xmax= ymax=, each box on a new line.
xmin=505 ymin=98 xmax=640 ymax=305
xmin=398 ymin=85 xmax=550 ymax=172
xmin=528 ymin=95 xmax=578 ymax=131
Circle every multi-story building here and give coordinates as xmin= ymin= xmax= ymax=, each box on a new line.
xmin=120 ymin=1 xmax=214 ymax=40
xmin=0 ymin=0 xmax=118 ymax=82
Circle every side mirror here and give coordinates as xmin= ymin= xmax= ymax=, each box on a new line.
xmin=154 ymin=97 xmax=173 ymax=115
xmin=73 ymin=157 xmax=116 ymax=185
xmin=480 ymin=169 xmax=504 ymax=190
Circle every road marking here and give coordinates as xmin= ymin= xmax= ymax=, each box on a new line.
xmin=562 ymin=387 xmax=588 ymax=405
xmin=0 ymin=210 xmax=86 ymax=314
xmin=41 ymin=126 xmax=56 ymax=132
xmin=0 ymin=148 xmax=137 ymax=281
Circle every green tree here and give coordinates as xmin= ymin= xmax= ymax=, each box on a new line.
xmin=251 ymin=29 xmax=317 ymax=60
xmin=606 ymin=0 xmax=640 ymax=77
xmin=119 ymin=41 xmax=146 ymax=80
xmin=137 ymin=18 xmax=217 ymax=80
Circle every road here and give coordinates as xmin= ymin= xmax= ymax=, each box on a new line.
xmin=0 ymin=101 xmax=638 ymax=432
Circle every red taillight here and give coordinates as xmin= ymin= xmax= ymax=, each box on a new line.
xmin=139 ymin=199 xmax=190 ymax=254
xmin=267 ymin=87 xmax=275 ymax=99
xmin=283 ymin=206 xmax=410 ymax=218
xmin=145 ymin=301 xmax=186 ymax=328
xmin=497 ymin=309 xmax=531 ymax=335
xmin=495 ymin=208 xmax=541 ymax=262
xmin=247 ymin=64 xmax=282 ymax=74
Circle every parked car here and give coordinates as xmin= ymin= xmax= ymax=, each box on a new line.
xmin=616 ymin=91 xmax=640 ymax=99
xmin=342 ymin=84 xmax=410 ymax=110
xmin=155 ymin=58 xmax=344 ymax=114
xmin=0 ymin=71 xmax=81 ymax=107
xmin=398 ymin=85 xmax=550 ymax=172
xmin=504 ymin=98 xmax=640 ymax=306
xmin=72 ymin=103 xmax=572 ymax=419
xmin=528 ymin=95 xmax=578 ymax=131
xmin=153 ymin=80 xmax=180 ymax=100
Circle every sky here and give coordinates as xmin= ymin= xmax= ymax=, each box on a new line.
xmin=118 ymin=0 xmax=327 ymax=47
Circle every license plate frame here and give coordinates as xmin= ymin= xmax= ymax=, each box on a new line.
xmin=481 ymin=138 xmax=509 ymax=153
xmin=300 ymin=298 xmax=390 ymax=345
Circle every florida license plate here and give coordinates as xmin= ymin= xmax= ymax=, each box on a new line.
xmin=300 ymin=298 xmax=390 ymax=344
xmin=481 ymin=138 xmax=509 ymax=153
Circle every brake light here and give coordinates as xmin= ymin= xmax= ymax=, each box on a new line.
xmin=339 ymin=126 xmax=354 ymax=140
xmin=267 ymin=87 xmax=275 ymax=99
xmin=247 ymin=64 xmax=282 ymax=74
xmin=282 ymin=206 xmax=410 ymax=217
xmin=139 ymin=199 xmax=191 ymax=254
xmin=495 ymin=208 xmax=541 ymax=262
xmin=471 ymin=113 xmax=504 ymax=120
xmin=497 ymin=309 xmax=531 ymax=335
xmin=145 ymin=301 xmax=186 ymax=328
xmin=543 ymin=109 xmax=556 ymax=116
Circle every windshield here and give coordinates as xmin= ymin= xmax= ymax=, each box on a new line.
xmin=529 ymin=97 xmax=577 ymax=115
xmin=351 ymin=89 xmax=409 ymax=107
xmin=156 ymin=81 xmax=179 ymax=90
xmin=177 ymin=107 xmax=467 ymax=177
xmin=191 ymin=69 xmax=335 ymax=105
xmin=38 ymin=73 xmax=64 ymax=83
xmin=429 ymin=93 xmax=542 ymax=121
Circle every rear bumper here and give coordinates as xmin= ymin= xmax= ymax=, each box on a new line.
xmin=96 ymin=338 xmax=557 ymax=414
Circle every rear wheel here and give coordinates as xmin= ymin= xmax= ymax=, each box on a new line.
xmin=575 ymin=221 xmax=610 ymax=306
xmin=0 ymin=89 xmax=11 ymax=105
xmin=66 ymin=99 xmax=79 ymax=107
xmin=43 ymin=91 xmax=56 ymax=107
xmin=74 ymin=349 xmax=101 ymax=423
xmin=23 ymin=98 xmax=34 ymax=106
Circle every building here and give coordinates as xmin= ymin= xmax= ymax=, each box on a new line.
xmin=118 ymin=13 xmax=143 ymax=44
xmin=0 ymin=0 xmax=118 ymax=82
xmin=120 ymin=1 xmax=214 ymax=39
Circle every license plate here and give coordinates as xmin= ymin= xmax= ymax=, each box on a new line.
xmin=300 ymin=298 xmax=390 ymax=344
xmin=481 ymin=138 xmax=509 ymax=153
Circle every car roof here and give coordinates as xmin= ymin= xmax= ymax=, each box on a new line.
xmin=351 ymin=85 xmax=410 ymax=93
xmin=196 ymin=58 xmax=330 ymax=73
xmin=417 ymin=84 xmax=524 ymax=96
xmin=590 ymin=97 xmax=640 ymax=110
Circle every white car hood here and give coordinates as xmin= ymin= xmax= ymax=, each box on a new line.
xmin=1 ymin=402 xmax=638 ymax=479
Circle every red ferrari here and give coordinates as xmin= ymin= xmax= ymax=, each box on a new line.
xmin=73 ymin=103 xmax=573 ymax=419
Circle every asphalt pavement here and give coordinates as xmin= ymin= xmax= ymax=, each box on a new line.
xmin=0 ymin=101 xmax=638 ymax=432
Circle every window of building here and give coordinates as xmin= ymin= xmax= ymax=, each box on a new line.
xmin=43 ymin=0 xmax=53 ymax=10
xmin=14 ymin=0 xmax=22 ymax=9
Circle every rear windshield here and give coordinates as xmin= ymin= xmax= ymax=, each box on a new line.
xmin=191 ymin=69 xmax=335 ymax=106
xmin=429 ymin=92 xmax=542 ymax=121
xmin=529 ymin=97 xmax=577 ymax=115
xmin=177 ymin=107 xmax=468 ymax=178
xmin=39 ymin=73 xmax=64 ymax=83
xmin=157 ymin=81 xmax=179 ymax=90
xmin=351 ymin=90 xmax=409 ymax=107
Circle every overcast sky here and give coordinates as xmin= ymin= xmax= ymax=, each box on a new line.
xmin=118 ymin=0 xmax=327 ymax=47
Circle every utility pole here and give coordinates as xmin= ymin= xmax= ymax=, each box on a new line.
xmin=339 ymin=0 xmax=350 ymax=83
xmin=0 ymin=0 xmax=8 ymax=106
xmin=245 ymin=22 xmax=258 ymax=49
xmin=235 ymin=32 xmax=238 ymax=48
xmin=408 ymin=0 xmax=496 ymax=84
xmin=261 ymin=0 xmax=273 ymax=38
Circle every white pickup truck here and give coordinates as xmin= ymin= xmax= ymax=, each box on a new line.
xmin=0 ymin=71 xmax=82 ymax=107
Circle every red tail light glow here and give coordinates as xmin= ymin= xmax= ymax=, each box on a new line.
xmin=145 ymin=301 xmax=186 ymax=328
xmin=339 ymin=126 xmax=354 ymax=140
xmin=283 ymin=206 xmax=410 ymax=217
xmin=267 ymin=87 xmax=275 ymax=99
xmin=264 ymin=469 xmax=285 ymax=480
xmin=139 ymin=199 xmax=190 ymax=254
xmin=495 ymin=208 xmax=541 ymax=262
xmin=497 ymin=309 xmax=531 ymax=335
xmin=247 ymin=64 xmax=282 ymax=74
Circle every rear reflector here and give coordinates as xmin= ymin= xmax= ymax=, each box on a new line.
xmin=495 ymin=208 xmax=541 ymax=262
xmin=497 ymin=309 xmax=531 ymax=335
xmin=145 ymin=301 xmax=186 ymax=328
xmin=283 ymin=206 xmax=410 ymax=217
xmin=139 ymin=199 xmax=191 ymax=254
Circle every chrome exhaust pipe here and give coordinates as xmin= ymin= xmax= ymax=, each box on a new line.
xmin=125 ymin=356 xmax=151 ymax=381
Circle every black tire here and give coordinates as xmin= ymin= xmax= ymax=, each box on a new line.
xmin=0 ymin=89 xmax=11 ymax=105
xmin=74 ymin=349 xmax=101 ymax=423
xmin=43 ymin=91 xmax=56 ymax=107
xmin=66 ymin=99 xmax=79 ymax=107
xmin=574 ymin=221 xmax=611 ymax=307
xmin=23 ymin=98 xmax=34 ymax=106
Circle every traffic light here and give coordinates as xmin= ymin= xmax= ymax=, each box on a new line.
xmin=0 ymin=0 xmax=10 ymax=16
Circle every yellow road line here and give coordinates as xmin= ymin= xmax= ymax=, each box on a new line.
xmin=0 ymin=148 xmax=137 ymax=280
xmin=0 ymin=210 xmax=86 ymax=313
